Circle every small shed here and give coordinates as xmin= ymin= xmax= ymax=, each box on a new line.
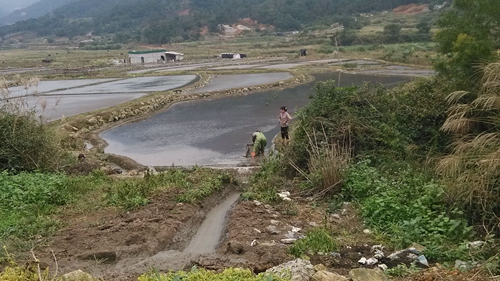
xmin=165 ymin=51 xmax=184 ymax=61
xmin=221 ymin=53 xmax=234 ymax=59
xmin=128 ymin=49 xmax=166 ymax=64
xmin=220 ymin=53 xmax=247 ymax=59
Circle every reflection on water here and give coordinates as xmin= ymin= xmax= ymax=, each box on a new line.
xmin=101 ymin=72 xmax=413 ymax=167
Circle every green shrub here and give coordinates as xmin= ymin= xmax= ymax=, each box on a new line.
xmin=289 ymin=228 xmax=337 ymax=257
xmin=0 ymin=104 xmax=68 ymax=172
xmin=318 ymin=45 xmax=334 ymax=54
xmin=367 ymin=44 xmax=381 ymax=50
xmin=138 ymin=267 xmax=289 ymax=281
xmin=385 ymin=263 xmax=420 ymax=277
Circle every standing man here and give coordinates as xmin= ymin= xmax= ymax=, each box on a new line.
xmin=279 ymin=106 xmax=292 ymax=144
xmin=251 ymin=131 xmax=267 ymax=157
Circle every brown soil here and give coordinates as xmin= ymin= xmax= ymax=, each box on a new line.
xmin=393 ymin=4 xmax=429 ymax=15
xmin=25 ymin=173 xmax=495 ymax=281
xmin=29 ymin=177 xmax=379 ymax=280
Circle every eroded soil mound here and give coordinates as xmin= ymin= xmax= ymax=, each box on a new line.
xmin=393 ymin=4 xmax=429 ymax=15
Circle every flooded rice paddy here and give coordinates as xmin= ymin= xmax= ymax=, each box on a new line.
xmin=101 ymin=72 xmax=413 ymax=167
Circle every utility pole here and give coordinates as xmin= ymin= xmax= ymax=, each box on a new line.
xmin=329 ymin=23 xmax=344 ymax=87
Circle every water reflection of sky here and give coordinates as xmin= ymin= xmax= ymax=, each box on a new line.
xmin=102 ymin=72 xmax=413 ymax=167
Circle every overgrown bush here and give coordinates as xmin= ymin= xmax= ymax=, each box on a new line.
xmin=104 ymin=167 xmax=234 ymax=210
xmin=344 ymin=160 xmax=473 ymax=260
xmin=290 ymin=77 xmax=449 ymax=165
xmin=243 ymin=155 xmax=287 ymax=203
xmin=289 ymin=130 xmax=351 ymax=198
xmin=0 ymin=97 xmax=68 ymax=172
xmin=0 ymin=171 xmax=99 ymax=245
xmin=318 ymin=45 xmax=334 ymax=54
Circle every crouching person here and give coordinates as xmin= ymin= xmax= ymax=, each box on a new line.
xmin=251 ymin=131 xmax=267 ymax=157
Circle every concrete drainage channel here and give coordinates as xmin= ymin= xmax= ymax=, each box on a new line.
xmin=184 ymin=192 xmax=241 ymax=254
xmin=111 ymin=190 xmax=242 ymax=277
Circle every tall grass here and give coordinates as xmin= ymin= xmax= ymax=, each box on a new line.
xmin=0 ymin=78 xmax=68 ymax=172
xmin=437 ymin=60 xmax=500 ymax=231
xmin=288 ymin=128 xmax=351 ymax=199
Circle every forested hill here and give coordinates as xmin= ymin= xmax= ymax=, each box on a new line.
xmin=0 ymin=0 xmax=40 ymax=17
xmin=0 ymin=0 xmax=77 ymax=26
xmin=0 ymin=0 xmax=435 ymax=44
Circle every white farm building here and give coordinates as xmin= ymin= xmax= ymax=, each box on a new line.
xmin=128 ymin=49 xmax=184 ymax=64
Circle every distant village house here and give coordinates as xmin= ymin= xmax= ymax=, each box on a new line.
xmin=220 ymin=53 xmax=247 ymax=59
xmin=128 ymin=49 xmax=184 ymax=64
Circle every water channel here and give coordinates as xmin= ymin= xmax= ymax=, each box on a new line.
xmin=101 ymin=71 xmax=413 ymax=167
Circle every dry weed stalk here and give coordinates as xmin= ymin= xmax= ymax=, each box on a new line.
xmin=290 ymin=125 xmax=352 ymax=199
xmin=30 ymin=249 xmax=43 ymax=281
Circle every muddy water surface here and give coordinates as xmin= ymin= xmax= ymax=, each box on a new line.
xmin=101 ymin=72 xmax=412 ymax=167
xmin=5 ymin=75 xmax=198 ymax=121
xmin=187 ymin=72 xmax=292 ymax=94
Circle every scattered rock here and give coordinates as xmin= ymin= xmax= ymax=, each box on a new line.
xmin=378 ymin=264 xmax=388 ymax=271
xmin=278 ymin=191 xmax=291 ymax=201
xmin=415 ymin=255 xmax=429 ymax=268
xmin=331 ymin=252 xmax=341 ymax=259
xmin=266 ymin=225 xmax=280 ymax=234
xmin=312 ymin=270 xmax=348 ymax=281
xmin=227 ymin=240 xmax=244 ymax=254
xmin=366 ymin=257 xmax=379 ymax=265
xmin=311 ymin=270 xmax=349 ymax=281
xmin=314 ymin=264 xmax=328 ymax=271
xmin=266 ymin=258 xmax=315 ymax=281
xmin=467 ymin=241 xmax=485 ymax=249
xmin=373 ymin=249 xmax=384 ymax=259
xmin=349 ymin=268 xmax=388 ymax=281
xmin=280 ymin=238 xmax=297 ymax=244
xmin=455 ymin=260 xmax=472 ymax=271
xmin=270 ymin=219 xmax=280 ymax=225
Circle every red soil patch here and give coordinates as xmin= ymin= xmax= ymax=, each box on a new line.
xmin=393 ymin=4 xmax=429 ymax=15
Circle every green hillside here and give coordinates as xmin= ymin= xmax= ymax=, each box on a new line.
xmin=0 ymin=0 xmax=441 ymax=44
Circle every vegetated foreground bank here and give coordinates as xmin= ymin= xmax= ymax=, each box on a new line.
xmin=2 ymin=52 xmax=500 ymax=281
xmin=3 ymin=67 xmax=500 ymax=281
